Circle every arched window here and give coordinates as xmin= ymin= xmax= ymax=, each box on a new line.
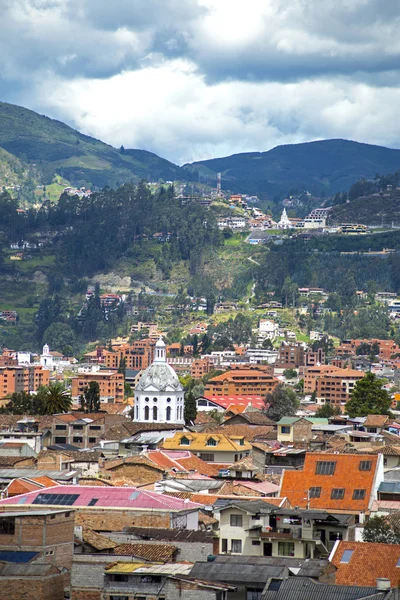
xmin=153 ymin=406 xmax=158 ymax=421
xmin=166 ymin=406 xmax=171 ymax=421
xmin=136 ymin=405 xmax=139 ymax=420
xmin=144 ymin=406 xmax=149 ymax=421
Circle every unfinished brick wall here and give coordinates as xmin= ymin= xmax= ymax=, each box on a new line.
xmin=292 ymin=419 xmax=313 ymax=441
xmin=74 ymin=508 xmax=171 ymax=531
xmin=101 ymin=463 xmax=163 ymax=484
xmin=0 ymin=573 xmax=65 ymax=600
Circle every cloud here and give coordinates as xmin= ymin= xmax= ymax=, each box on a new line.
xmin=1 ymin=0 xmax=400 ymax=162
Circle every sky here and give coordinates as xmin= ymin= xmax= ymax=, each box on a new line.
xmin=1 ymin=0 xmax=400 ymax=164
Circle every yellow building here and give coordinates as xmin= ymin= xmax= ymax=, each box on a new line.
xmin=161 ymin=432 xmax=252 ymax=463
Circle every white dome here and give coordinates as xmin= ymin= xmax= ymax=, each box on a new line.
xmin=136 ymin=362 xmax=183 ymax=392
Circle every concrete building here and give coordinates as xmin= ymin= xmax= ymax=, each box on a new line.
xmin=71 ymin=371 xmax=124 ymax=403
xmin=133 ymin=338 xmax=185 ymax=424
xmin=0 ymin=365 xmax=49 ymax=400
xmin=204 ymin=368 xmax=278 ymax=396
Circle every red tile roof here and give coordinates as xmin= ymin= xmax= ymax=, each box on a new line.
xmin=280 ymin=452 xmax=380 ymax=513
xmin=114 ymin=542 xmax=177 ymax=562
xmin=147 ymin=450 xmax=221 ymax=477
xmin=331 ymin=541 xmax=400 ymax=587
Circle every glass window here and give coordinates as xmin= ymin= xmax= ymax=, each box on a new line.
xmin=340 ymin=549 xmax=353 ymax=563
xmin=247 ymin=589 xmax=262 ymax=600
xmin=55 ymin=425 xmax=66 ymax=431
xmin=221 ymin=538 xmax=228 ymax=553
xmin=73 ymin=436 xmax=83 ymax=443
xmin=281 ymin=426 xmax=291 ymax=434
xmin=180 ymin=436 xmax=190 ymax=445
xmin=230 ymin=514 xmax=243 ymax=527
xmin=200 ymin=453 xmax=214 ymax=461
xmin=153 ymin=406 xmax=158 ymax=420
xmin=315 ymin=461 xmax=336 ymax=475
xmin=352 ymin=489 xmax=366 ymax=500
xmin=331 ymin=489 xmax=345 ymax=500
xmin=144 ymin=406 xmax=149 ymax=420
xmin=166 ymin=406 xmax=171 ymax=421
xmin=309 ymin=487 xmax=321 ymax=498
xmin=207 ymin=438 xmax=217 ymax=446
xmin=231 ymin=539 xmax=242 ymax=553
xmin=54 ymin=437 xmax=66 ymax=444
xmin=359 ymin=461 xmax=372 ymax=471
xmin=278 ymin=542 xmax=295 ymax=557
xmin=329 ymin=532 xmax=343 ymax=541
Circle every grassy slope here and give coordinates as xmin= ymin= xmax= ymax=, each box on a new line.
xmin=330 ymin=192 xmax=400 ymax=225
xmin=0 ymin=102 xmax=191 ymax=188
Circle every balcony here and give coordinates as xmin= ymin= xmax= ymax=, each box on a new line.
xmin=259 ymin=527 xmax=322 ymax=541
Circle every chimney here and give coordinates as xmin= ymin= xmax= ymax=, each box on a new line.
xmin=376 ymin=579 xmax=391 ymax=591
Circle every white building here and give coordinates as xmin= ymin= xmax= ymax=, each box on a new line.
xmin=133 ymin=338 xmax=185 ymax=424
xmin=277 ymin=208 xmax=293 ymax=229
xmin=259 ymin=319 xmax=279 ymax=341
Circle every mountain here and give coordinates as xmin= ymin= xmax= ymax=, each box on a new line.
xmin=183 ymin=139 xmax=400 ymax=198
xmin=0 ymin=102 xmax=191 ymax=189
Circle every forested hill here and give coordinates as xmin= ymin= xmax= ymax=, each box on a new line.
xmin=183 ymin=139 xmax=400 ymax=198
xmin=0 ymin=102 xmax=192 ymax=189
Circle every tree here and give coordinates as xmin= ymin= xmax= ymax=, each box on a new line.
xmin=262 ymin=338 xmax=273 ymax=349
xmin=346 ymin=372 xmax=392 ymax=417
xmin=0 ymin=391 xmax=41 ymax=415
xmin=184 ymin=390 xmax=197 ymax=425
xmin=362 ymin=516 xmax=400 ymax=544
xmin=36 ymin=382 xmax=72 ymax=415
xmin=265 ymin=383 xmax=299 ymax=421
xmin=118 ymin=357 xmax=126 ymax=377
xmin=124 ymin=382 xmax=132 ymax=398
xmin=42 ymin=322 xmax=76 ymax=352
xmin=283 ymin=368 xmax=297 ymax=379
xmin=315 ymin=404 xmax=341 ymax=418
xmin=209 ymin=409 xmax=224 ymax=424
xmin=80 ymin=381 xmax=101 ymax=413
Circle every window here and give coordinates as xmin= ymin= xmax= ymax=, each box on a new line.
xmin=231 ymin=539 xmax=242 ymax=553
xmin=0 ymin=518 xmax=15 ymax=535
xmin=331 ymin=489 xmax=345 ymax=499
xmin=278 ymin=542 xmax=295 ymax=557
xmin=88 ymin=498 xmax=98 ymax=506
xmin=89 ymin=437 xmax=97 ymax=444
xmin=89 ymin=425 xmax=101 ymax=430
xmin=268 ymin=580 xmax=283 ymax=591
xmin=207 ymin=437 xmax=217 ymax=446
xmin=45 ymin=550 xmax=54 ymax=556
xmin=55 ymin=425 xmax=66 ymax=430
xmin=180 ymin=436 xmax=190 ymax=446
xmin=315 ymin=461 xmax=336 ymax=475
xmin=73 ymin=436 xmax=83 ymax=443
xmin=144 ymin=406 xmax=149 ymax=421
xmin=221 ymin=538 xmax=228 ymax=553
xmin=200 ymin=453 xmax=214 ymax=461
xmin=110 ymin=596 xmax=129 ymax=600
xmin=359 ymin=461 xmax=372 ymax=471
xmin=252 ymin=541 xmax=261 ymax=546
xmin=54 ymin=437 xmax=66 ymax=444
xmin=230 ymin=514 xmax=243 ymax=527
xmin=329 ymin=532 xmax=343 ymax=541
xmin=166 ymin=406 xmax=171 ymax=421
xmin=396 ymin=558 xmax=400 ymax=568
xmin=280 ymin=426 xmax=291 ymax=434
xmin=352 ymin=489 xmax=366 ymax=500
xmin=72 ymin=424 xmax=84 ymax=430
xmin=340 ymin=549 xmax=353 ymax=563
xmin=309 ymin=487 xmax=321 ymax=498
xmin=153 ymin=406 xmax=158 ymax=420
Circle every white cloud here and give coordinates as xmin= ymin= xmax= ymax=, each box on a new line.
xmin=2 ymin=0 xmax=400 ymax=162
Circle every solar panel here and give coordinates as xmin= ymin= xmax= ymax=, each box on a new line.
xmin=88 ymin=498 xmax=98 ymax=506
xmin=32 ymin=493 xmax=79 ymax=506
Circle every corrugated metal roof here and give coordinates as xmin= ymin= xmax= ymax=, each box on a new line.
xmin=262 ymin=577 xmax=389 ymax=600
xmin=0 ymin=469 xmax=75 ymax=481
xmin=0 ymin=485 xmax=201 ymax=511
xmin=190 ymin=562 xmax=287 ymax=584
xmin=106 ymin=562 xmax=193 ymax=575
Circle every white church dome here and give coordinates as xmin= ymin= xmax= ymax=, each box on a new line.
xmin=136 ymin=338 xmax=183 ymax=392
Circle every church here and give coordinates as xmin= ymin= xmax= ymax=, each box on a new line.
xmin=133 ymin=338 xmax=185 ymax=424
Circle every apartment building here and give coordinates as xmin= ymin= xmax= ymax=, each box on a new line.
xmin=275 ymin=343 xmax=305 ymax=369
xmin=71 ymin=371 xmax=124 ymax=403
xmin=0 ymin=366 xmax=49 ymax=400
xmin=191 ymin=357 xmax=213 ymax=379
xmin=313 ymin=368 xmax=365 ymax=408
xmin=204 ymin=368 xmax=278 ymax=396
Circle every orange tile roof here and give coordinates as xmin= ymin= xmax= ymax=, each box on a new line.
xmin=209 ymin=369 xmax=277 ymax=380
xmin=364 ymin=415 xmax=389 ymax=427
xmin=147 ymin=450 xmax=220 ymax=477
xmin=7 ymin=476 xmax=58 ymax=497
xmin=280 ymin=452 xmax=379 ymax=513
xmin=114 ymin=542 xmax=177 ymax=562
xmin=331 ymin=541 xmax=400 ymax=587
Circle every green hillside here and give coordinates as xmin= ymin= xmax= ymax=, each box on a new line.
xmin=0 ymin=102 xmax=192 ymax=189
xmin=184 ymin=139 xmax=400 ymax=198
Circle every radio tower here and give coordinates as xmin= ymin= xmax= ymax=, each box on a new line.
xmin=216 ymin=172 xmax=222 ymax=196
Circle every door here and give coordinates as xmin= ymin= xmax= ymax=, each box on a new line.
xmin=263 ymin=542 xmax=272 ymax=556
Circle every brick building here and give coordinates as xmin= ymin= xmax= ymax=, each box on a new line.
xmin=49 ymin=412 xmax=126 ymax=449
xmin=275 ymin=343 xmax=305 ymax=369
xmin=0 ymin=563 xmax=66 ymax=600
xmin=0 ymin=485 xmax=201 ymax=532
xmin=204 ymin=368 xmax=278 ymax=396
xmin=191 ymin=357 xmax=213 ymax=379
xmin=337 ymin=338 xmax=400 ymax=360
xmin=71 ymin=371 xmax=124 ymax=403
xmin=313 ymin=368 xmax=365 ymax=408
xmin=0 ymin=366 xmax=49 ymax=400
